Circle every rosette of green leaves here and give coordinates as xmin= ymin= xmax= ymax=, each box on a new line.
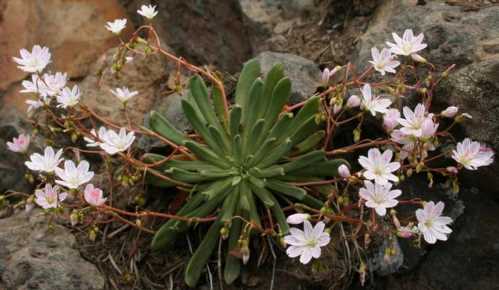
xmin=144 ymin=58 xmax=347 ymax=287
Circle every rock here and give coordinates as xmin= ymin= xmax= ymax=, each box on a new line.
xmin=0 ymin=0 xmax=133 ymax=91
xmin=374 ymin=187 xmax=499 ymax=290
xmin=80 ymin=48 xmax=170 ymax=126
xmin=254 ymin=51 xmax=321 ymax=103
xmin=121 ymin=0 xmax=252 ymax=74
xmin=435 ymin=58 xmax=499 ymax=196
xmin=0 ymin=210 xmax=105 ymax=290
xmin=355 ymin=1 xmax=499 ymax=69
xmin=370 ymin=237 xmax=404 ymax=276
xmin=0 ymin=111 xmax=32 ymax=194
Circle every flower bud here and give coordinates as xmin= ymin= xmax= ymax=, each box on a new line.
xmin=446 ymin=166 xmax=458 ymax=174
xmin=441 ymin=106 xmax=458 ymax=118
xmin=383 ymin=109 xmax=400 ymax=132
xmin=286 ymin=213 xmax=310 ymax=224
xmin=346 ymin=95 xmax=361 ymax=108
xmin=338 ymin=164 xmax=351 ymax=178
xmin=333 ymin=104 xmax=342 ymax=115
xmin=70 ymin=210 xmax=79 ymax=226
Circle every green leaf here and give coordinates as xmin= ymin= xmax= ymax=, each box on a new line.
xmin=164 ymin=167 xmax=224 ymax=183
xmin=211 ymin=86 xmax=228 ymax=128
xmin=258 ymin=138 xmax=293 ymax=168
xmin=235 ymin=59 xmax=261 ymax=120
xmin=250 ymin=166 xmax=285 ymax=178
xmin=224 ymin=217 xmax=242 ymax=284
xmin=229 ymin=106 xmax=242 ymax=138
xmin=243 ymin=78 xmax=264 ymax=132
xmin=285 ymin=159 xmax=348 ymax=177
xmin=266 ymin=179 xmax=306 ymax=200
xmin=247 ymin=180 xmax=274 ymax=207
xmin=148 ymin=111 xmax=187 ymax=145
xmin=220 ymin=186 xmax=240 ymax=223
xmin=182 ymin=100 xmax=224 ymax=156
xmin=259 ymin=64 xmax=285 ymax=120
xmin=245 ymin=118 xmax=265 ymax=156
xmin=280 ymin=150 xmax=326 ymax=173
xmin=151 ymin=191 xmax=227 ymax=251
xmin=200 ymin=177 xmax=235 ymax=200
xmin=289 ymin=95 xmax=320 ymax=134
xmin=185 ymin=220 xmax=223 ymax=287
xmin=184 ymin=141 xmax=230 ymax=169
xmin=241 ymin=181 xmax=261 ymax=227
xmin=249 ymin=137 xmax=277 ymax=167
xmin=262 ymin=77 xmax=291 ymax=133
xmin=295 ymin=130 xmax=325 ymax=153
xmin=189 ymin=76 xmax=222 ymax=130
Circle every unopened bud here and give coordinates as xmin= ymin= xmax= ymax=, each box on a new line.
xmin=441 ymin=106 xmax=458 ymax=118
xmin=338 ymin=164 xmax=351 ymax=178
xmin=346 ymin=95 xmax=361 ymax=108
xmin=411 ymin=53 xmax=427 ymax=63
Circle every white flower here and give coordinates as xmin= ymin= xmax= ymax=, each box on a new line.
xmin=84 ymin=184 xmax=107 ymax=206
xmin=346 ymin=94 xmax=361 ymax=108
xmin=286 ymin=213 xmax=310 ymax=225
xmin=6 ymin=134 xmax=30 ymax=153
xmin=26 ymin=99 xmax=44 ymax=113
xmin=110 ymin=87 xmax=138 ymax=103
xmin=284 ymin=221 xmax=330 ymax=264
xmin=84 ymin=127 xmax=107 ymax=147
xmin=452 ymin=138 xmax=494 ymax=170
xmin=387 ymin=29 xmax=427 ymax=56
xmin=99 ymin=127 xmax=135 ymax=155
xmin=398 ymin=103 xmax=430 ymax=137
xmin=34 ymin=184 xmax=67 ymax=209
xmin=105 ymin=18 xmax=127 ymax=34
xmin=416 ymin=201 xmax=453 ymax=244
xmin=338 ymin=164 xmax=351 ymax=178
xmin=25 ymin=146 xmax=64 ymax=173
xmin=383 ymin=108 xmax=400 ymax=132
xmin=369 ymin=47 xmax=400 ymax=75
xmin=57 ymin=85 xmax=81 ymax=108
xmin=441 ymin=106 xmax=458 ymax=118
xmin=359 ymin=180 xmax=401 ymax=216
xmin=20 ymin=74 xmax=40 ymax=94
xmin=137 ymin=4 xmax=158 ymax=19
xmin=55 ymin=160 xmax=94 ymax=189
xmin=358 ymin=148 xmax=400 ymax=185
xmin=38 ymin=72 xmax=67 ymax=98
xmin=12 ymin=45 xmax=51 ymax=73
xmin=391 ymin=129 xmax=436 ymax=160
xmin=360 ymin=84 xmax=392 ymax=116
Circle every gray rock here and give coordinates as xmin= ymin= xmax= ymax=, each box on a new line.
xmin=370 ymin=237 xmax=404 ymax=276
xmin=355 ymin=1 xmax=499 ymax=69
xmin=254 ymin=51 xmax=321 ymax=103
xmin=0 ymin=210 xmax=105 ymax=290
xmin=435 ymin=58 xmax=499 ymax=195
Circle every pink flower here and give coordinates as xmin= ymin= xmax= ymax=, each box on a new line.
xmin=416 ymin=201 xmax=452 ymax=244
xmin=34 ymin=184 xmax=67 ymax=209
xmin=386 ymin=29 xmax=427 ymax=56
xmin=6 ymin=134 xmax=30 ymax=153
xmin=83 ymin=184 xmax=106 ymax=206
xmin=358 ymin=148 xmax=400 ymax=185
xmin=452 ymin=138 xmax=494 ymax=170
xmin=369 ymin=47 xmax=400 ymax=75
xmin=359 ymin=180 xmax=401 ymax=216
xmin=284 ymin=221 xmax=330 ymax=264
xmin=360 ymin=84 xmax=392 ymax=116
xmin=383 ymin=109 xmax=400 ymax=132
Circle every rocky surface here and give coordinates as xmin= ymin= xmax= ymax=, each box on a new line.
xmin=0 ymin=0 xmax=132 ymax=92
xmin=80 ymin=48 xmax=170 ymax=126
xmin=255 ymin=51 xmax=321 ymax=103
xmin=0 ymin=210 xmax=105 ymax=290
xmin=355 ymin=0 xmax=499 ymax=69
